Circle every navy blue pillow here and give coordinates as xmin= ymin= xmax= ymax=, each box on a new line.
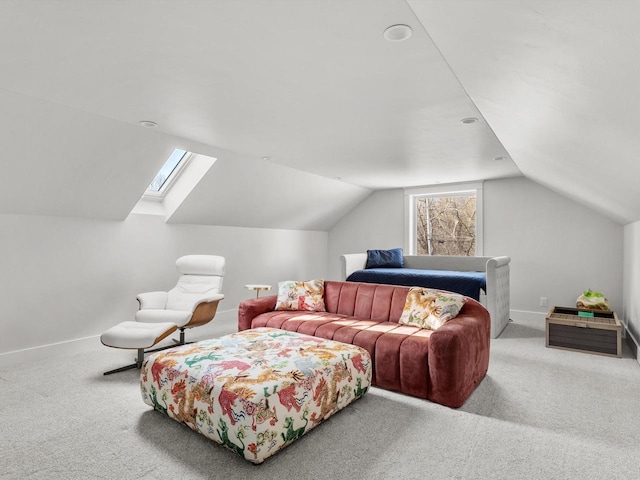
xmin=365 ymin=248 xmax=404 ymax=269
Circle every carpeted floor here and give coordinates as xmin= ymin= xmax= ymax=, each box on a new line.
xmin=1 ymin=317 xmax=639 ymax=480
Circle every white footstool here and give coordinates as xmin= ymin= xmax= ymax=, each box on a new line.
xmin=100 ymin=321 xmax=178 ymax=375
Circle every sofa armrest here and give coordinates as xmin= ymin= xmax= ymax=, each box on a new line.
xmin=427 ymin=299 xmax=491 ymax=408
xmin=486 ymin=255 xmax=510 ymax=269
xmin=485 ymin=256 xmax=511 ymax=338
xmin=238 ymin=295 xmax=278 ymax=331
xmin=340 ymin=253 xmax=368 ymax=280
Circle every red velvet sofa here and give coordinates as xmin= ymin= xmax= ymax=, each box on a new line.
xmin=237 ymin=280 xmax=490 ymax=408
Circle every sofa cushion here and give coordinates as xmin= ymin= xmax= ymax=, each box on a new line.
xmin=239 ymin=310 xmax=433 ymax=399
xmin=365 ymin=248 xmax=404 ymax=269
xmin=275 ymin=279 xmax=326 ymax=312
xmin=398 ymin=287 xmax=466 ymax=330
xmin=323 ymin=281 xmax=409 ymax=321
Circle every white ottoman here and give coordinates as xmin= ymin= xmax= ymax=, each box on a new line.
xmin=100 ymin=321 xmax=177 ymax=375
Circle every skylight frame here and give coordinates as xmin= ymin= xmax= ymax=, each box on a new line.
xmin=144 ymin=149 xmax=192 ymax=200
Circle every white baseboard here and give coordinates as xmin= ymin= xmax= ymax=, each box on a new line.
xmin=618 ymin=317 xmax=640 ymax=364
xmin=509 ymin=309 xmax=547 ymax=323
xmin=0 ymin=307 xmax=239 ymax=370
xmin=4 ymin=307 xmax=638 ymax=368
xmin=0 ymin=334 xmax=100 ymax=370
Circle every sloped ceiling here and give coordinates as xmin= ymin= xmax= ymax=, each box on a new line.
xmin=1 ymin=1 xmax=637 ymax=228
xmin=168 ymin=153 xmax=371 ymax=231
xmin=409 ymin=0 xmax=640 ymax=224
xmin=0 ymin=87 xmax=218 ymax=220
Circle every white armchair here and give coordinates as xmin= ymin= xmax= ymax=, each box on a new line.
xmin=135 ymin=254 xmax=225 ymax=343
xmin=100 ymin=254 xmax=225 ymax=374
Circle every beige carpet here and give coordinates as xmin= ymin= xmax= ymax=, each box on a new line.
xmin=1 ymin=317 xmax=639 ymax=479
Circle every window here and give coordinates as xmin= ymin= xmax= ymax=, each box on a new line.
xmin=416 ymin=194 xmax=476 ymax=255
xmin=405 ymin=182 xmax=483 ymax=256
xmin=145 ymin=149 xmax=189 ymax=197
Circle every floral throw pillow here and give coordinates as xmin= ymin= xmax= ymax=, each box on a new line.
xmin=275 ymin=278 xmax=326 ymax=312
xmin=398 ymin=287 xmax=466 ymax=330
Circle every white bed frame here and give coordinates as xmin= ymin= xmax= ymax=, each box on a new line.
xmin=341 ymin=254 xmax=511 ymax=339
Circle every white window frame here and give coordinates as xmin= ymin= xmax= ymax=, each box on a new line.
xmin=143 ymin=151 xmax=193 ymax=201
xmin=403 ymin=181 xmax=484 ymax=256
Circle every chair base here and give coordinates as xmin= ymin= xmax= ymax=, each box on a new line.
xmin=174 ymin=328 xmax=186 ymax=345
xmin=103 ymin=348 xmax=145 ymax=375
xmin=102 ymin=338 xmax=190 ymax=375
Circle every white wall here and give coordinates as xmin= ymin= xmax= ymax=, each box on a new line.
xmin=329 ymin=177 xmax=623 ymax=319
xmin=623 ymin=221 xmax=640 ymax=357
xmin=327 ymin=189 xmax=404 ymax=280
xmin=483 ymin=177 xmax=623 ymax=315
xmin=0 ymin=213 xmax=327 ymax=364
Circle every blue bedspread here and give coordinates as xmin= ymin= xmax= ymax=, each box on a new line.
xmin=346 ymin=268 xmax=486 ymax=301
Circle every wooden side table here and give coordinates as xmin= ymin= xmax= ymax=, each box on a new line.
xmin=245 ymin=284 xmax=272 ymax=298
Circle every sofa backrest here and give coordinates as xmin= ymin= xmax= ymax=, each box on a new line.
xmin=324 ymin=281 xmax=410 ymax=322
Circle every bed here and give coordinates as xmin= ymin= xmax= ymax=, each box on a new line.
xmin=341 ymin=253 xmax=511 ymax=339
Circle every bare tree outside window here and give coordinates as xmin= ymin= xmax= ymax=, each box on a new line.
xmin=416 ymin=194 xmax=476 ymax=256
xmin=147 ymin=149 xmax=187 ymax=193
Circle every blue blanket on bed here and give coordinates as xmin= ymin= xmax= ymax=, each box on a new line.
xmin=346 ymin=268 xmax=486 ymax=301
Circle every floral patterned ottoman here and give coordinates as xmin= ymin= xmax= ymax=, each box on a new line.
xmin=140 ymin=327 xmax=372 ymax=463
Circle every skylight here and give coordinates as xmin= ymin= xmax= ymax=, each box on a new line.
xmin=131 ymin=149 xmax=217 ymax=218
xmin=147 ymin=149 xmax=188 ymax=193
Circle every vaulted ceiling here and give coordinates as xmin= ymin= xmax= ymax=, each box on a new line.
xmin=0 ymin=1 xmax=637 ymax=228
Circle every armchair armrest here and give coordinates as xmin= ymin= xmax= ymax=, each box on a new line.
xmin=184 ymin=295 xmax=225 ymax=328
xmin=238 ymin=295 xmax=278 ymax=331
xmin=137 ymin=291 xmax=168 ymax=310
xmin=189 ymin=293 xmax=225 ymax=312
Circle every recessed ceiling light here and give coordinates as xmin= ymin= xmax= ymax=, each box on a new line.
xmin=139 ymin=120 xmax=158 ymax=128
xmin=261 ymin=156 xmax=271 ymax=161
xmin=384 ymin=24 xmax=412 ymax=42
xmin=461 ymin=117 xmax=478 ymax=124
